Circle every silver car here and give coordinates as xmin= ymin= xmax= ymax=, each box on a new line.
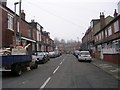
xmin=78 ymin=51 xmax=92 ymax=62
xmin=34 ymin=51 xmax=48 ymax=64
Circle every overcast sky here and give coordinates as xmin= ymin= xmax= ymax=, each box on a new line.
xmin=7 ymin=0 xmax=119 ymax=42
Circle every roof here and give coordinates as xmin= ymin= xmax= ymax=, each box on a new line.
xmin=94 ymin=14 xmax=120 ymax=36
xmin=94 ymin=16 xmax=113 ymax=35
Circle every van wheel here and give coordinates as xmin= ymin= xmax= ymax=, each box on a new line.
xmin=33 ymin=61 xmax=38 ymax=69
xmin=11 ymin=64 xmax=22 ymax=76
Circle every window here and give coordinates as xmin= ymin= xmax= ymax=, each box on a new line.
xmin=28 ymin=27 xmax=31 ymax=37
xmin=8 ymin=14 xmax=13 ymax=30
xmin=37 ymin=24 xmax=40 ymax=31
xmin=46 ymin=38 xmax=49 ymax=44
xmin=108 ymin=26 xmax=112 ymax=36
xmin=17 ymin=22 xmax=19 ymax=32
xmin=95 ymin=35 xmax=98 ymax=42
xmin=114 ymin=21 xmax=119 ymax=33
xmin=116 ymin=41 xmax=120 ymax=53
xmin=39 ymin=33 xmax=41 ymax=41
xmin=101 ymin=31 xmax=104 ymax=39
xmin=105 ymin=29 xmax=108 ymax=37
xmin=99 ymin=33 xmax=101 ymax=40
xmin=97 ymin=45 xmax=101 ymax=51
xmin=113 ymin=40 xmax=120 ymax=53
xmin=33 ymin=30 xmax=35 ymax=40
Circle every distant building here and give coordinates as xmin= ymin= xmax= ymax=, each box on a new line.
xmin=118 ymin=1 xmax=120 ymax=15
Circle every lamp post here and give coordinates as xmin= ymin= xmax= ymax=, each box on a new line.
xmin=19 ymin=0 xmax=22 ymax=45
xmin=14 ymin=2 xmax=19 ymax=47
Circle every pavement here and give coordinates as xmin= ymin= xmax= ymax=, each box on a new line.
xmin=92 ymin=58 xmax=120 ymax=80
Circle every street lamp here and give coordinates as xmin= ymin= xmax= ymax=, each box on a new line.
xmin=19 ymin=0 xmax=22 ymax=45
xmin=14 ymin=2 xmax=19 ymax=47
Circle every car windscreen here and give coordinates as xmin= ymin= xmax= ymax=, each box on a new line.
xmin=37 ymin=52 xmax=43 ymax=55
xmin=80 ymin=52 xmax=90 ymax=55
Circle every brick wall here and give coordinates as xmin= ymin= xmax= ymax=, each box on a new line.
xmin=104 ymin=54 xmax=120 ymax=64
xmin=2 ymin=7 xmax=14 ymax=47
xmin=0 ymin=7 xmax=2 ymax=47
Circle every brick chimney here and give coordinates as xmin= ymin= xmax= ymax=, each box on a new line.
xmin=1 ymin=1 xmax=7 ymax=6
xmin=100 ymin=12 xmax=105 ymax=29
xmin=113 ymin=9 xmax=118 ymax=17
xmin=21 ymin=10 xmax=25 ymax=20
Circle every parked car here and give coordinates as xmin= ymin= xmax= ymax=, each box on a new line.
xmin=73 ymin=50 xmax=80 ymax=58
xmin=33 ymin=51 xmax=48 ymax=64
xmin=78 ymin=51 xmax=92 ymax=62
xmin=48 ymin=51 xmax=61 ymax=58
xmin=48 ymin=51 xmax=56 ymax=58
xmin=0 ymin=48 xmax=11 ymax=56
xmin=44 ymin=52 xmax=50 ymax=61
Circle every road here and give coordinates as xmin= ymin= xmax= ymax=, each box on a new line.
xmin=2 ymin=54 xmax=119 ymax=89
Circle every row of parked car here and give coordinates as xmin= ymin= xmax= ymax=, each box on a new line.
xmin=33 ymin=51 xmax=62 ymax=64
xmin=73 ymin=50 xmax=92 ymax=63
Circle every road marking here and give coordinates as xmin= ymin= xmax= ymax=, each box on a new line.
xmin=53 ymin=66 xmax=60 ymax=74
xmin=40 ymin=77 xmax=51 ymax=89
xmin=40 ymin=58 xmax=65 ymax=89
xmin=102 ymin=65 xmax=112 ymax=68
xmin=60 ymin=61 xmax=63 ymax=65
xmin=63 ymin=59 xmax=64 ymax=62
xmin=99 ymin=64 xmax=108 ymax=67
xmin=110 ymin=68 xmax=120 ymax=72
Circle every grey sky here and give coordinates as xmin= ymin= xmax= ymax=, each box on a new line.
xmin=7 ymin=0 xmax=119 ymax=41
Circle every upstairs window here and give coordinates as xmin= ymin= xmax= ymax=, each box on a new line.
xmin=17 ymin=21 xmax=19 ymax=32
xmin=8 ymin=14 xmax=13 ymax=30
xmin=105 ymin=29 xmax=108 ymax=37
xmin=39 ymin=33 xmax=41 ymax=41
xmin=114 ymin=21 xmax=119 ymax=33
xmin=28 ymin=27 xmax=31 ymax=37
xmin=108 ymin=26 xmax=112 ymax=36
xmin=101 ymin=31 xmax=104 ymax=39
xmin=99 ymin=33 xmax=101 ymax=40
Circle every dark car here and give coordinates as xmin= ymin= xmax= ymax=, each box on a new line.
xmin=34 ymin=51 xmax=49 ymax=64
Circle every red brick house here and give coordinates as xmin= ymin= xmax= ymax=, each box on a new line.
xmin=94 ymin=10 xmax=120 ymax=64
xmin=0 ymin=1 xmax=55 ymax=53
xmin=0 ymin=2 xmax=37 ymax=53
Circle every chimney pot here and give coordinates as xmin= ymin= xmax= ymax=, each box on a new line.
xmin=1 ymin=2 xmax=7 ymax=6
xmin=21 ymin=10 xmax=25 ymax=20
xmin=114 ymin=9 xmax=118 ymax=17
xmin=100 ymin=12 xmax=105 ymax=29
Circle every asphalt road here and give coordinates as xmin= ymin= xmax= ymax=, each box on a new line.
xmin=2 ymin=54 xmax=119 ymax=89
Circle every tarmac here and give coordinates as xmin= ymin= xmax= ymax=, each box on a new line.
xmin=92 ymin=58 xmax=120 ymax=80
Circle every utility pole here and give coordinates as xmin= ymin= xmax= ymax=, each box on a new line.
xmin=19 ymin=0 xmax=22 ymax=45
xmin=14 ymin=2 xmax=19 ymax=47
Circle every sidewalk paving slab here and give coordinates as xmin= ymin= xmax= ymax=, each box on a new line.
xmin=92 ymin=58 xmax=120 ymax=80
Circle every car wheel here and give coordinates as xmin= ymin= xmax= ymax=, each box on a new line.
xmin=88 ymin=60 xmax=91 ymax=63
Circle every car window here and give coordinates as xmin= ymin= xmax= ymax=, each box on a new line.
xmin=80 ymin=52 xmax=90 ymax=55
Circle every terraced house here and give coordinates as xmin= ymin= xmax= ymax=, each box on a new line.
xmin=0 ymin=1 xmax=54 ymax=53
xmin=82 ymin=6 xmax=120 ymax=64
xmin=94 ymin=10 xmax=120 ymax=64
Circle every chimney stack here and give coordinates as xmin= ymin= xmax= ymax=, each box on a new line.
xmin=21 ymin=10 xmax=25 ymax=20
xmin=1 ymin=1 xmax=7 ymax=7
xmin=100 ymin=12 xmax=105 ymax=29
xmin=113 ymin=9 xmax=118 ymax=17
